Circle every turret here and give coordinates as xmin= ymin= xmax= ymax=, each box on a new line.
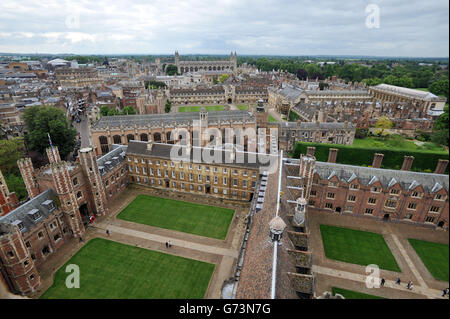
xmin=17 ymin=158 xmax=40 ymax=200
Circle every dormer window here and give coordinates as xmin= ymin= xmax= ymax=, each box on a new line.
xmin=27 ymin=209 xmax=42 ymax=221
xmin=42 ymin=199 xmax=55 ymax=212
xmin=12 ymin=220 xmax=24 ymax=231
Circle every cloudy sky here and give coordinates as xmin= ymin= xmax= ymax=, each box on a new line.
xmin=0 ymin=0 xmax=448 ymax=57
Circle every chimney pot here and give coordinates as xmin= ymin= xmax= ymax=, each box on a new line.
xmin=434 ymin=159 xmax=448 ymax=174
xmin=328 ymin=148 xmax=338 ymax=163
xmin=401 ymin=155 xmax=414 ymax=171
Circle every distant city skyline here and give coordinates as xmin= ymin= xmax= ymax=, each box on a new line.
xmin=0 ymin=0 xmax=448 ymax=57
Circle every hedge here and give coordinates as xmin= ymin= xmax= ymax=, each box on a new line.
xmin=292 ymin=142 xmax=449 ymax=173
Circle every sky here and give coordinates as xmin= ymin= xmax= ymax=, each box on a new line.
xmin=0 ymin=0 xmax=448 ymax=57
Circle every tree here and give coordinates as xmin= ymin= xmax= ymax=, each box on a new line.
xmin=0 ymin=137 xmax=25 ymax=174
xmin=121 ymin=106 xmax=136 ymax=115
xmin=319 ymin=82 xmax=329 ymax=90
xmin=23 ymin=105 xmax=77 ymax=160
xmin=100 ymin=106 xmax=110 ymax=117
xmin=218 ymin=74 xmax=229 ymax=83
xmin=4 ymin=173 xmax=27 ymax=201
xmin=429 ymin=78 xmax=449 ymax=99
xmin=374 ymin=116 xmax=393 ymax=137
xmin=165 ymin=100 xmax=172 ymax=113
xmin=165 ymin=64 xmax=178 ymax=76
xmin=296 ymin=69 xmax=308 ymax=80
xmin=432 ymin=105 xmax=449 ymax=146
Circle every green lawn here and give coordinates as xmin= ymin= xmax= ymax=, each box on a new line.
xmin=268 ymin=114 xmax=278 ymax=123
xmin=332 ymin=287 xmax=385 ymax=299
xmin=320 ymin=225 xmax=401 ymax=272
xmin=117 ymin=195 xmax=234 ymax=239
xmin=178 ymin=105 xmax=225 ymax=112
xmin=408 ymin=239 xmax=449 ymax=282
xmin=353 ymin=135 xmax=447 ymax=153
xmin=40 ymin=238 xmax=215 ymax=299
xmin=237 ymin=104 xmax=248 ymax=111
xmin=415 ymin=88 xmax=430 ymax=92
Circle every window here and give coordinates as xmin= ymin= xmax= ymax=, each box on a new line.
xmin=157 ymin=169 xmax=161 ymax=177
xmin=371 ymin=187 xmax=380 ymax=193
xmin=434 ymin=194 xmax=446 ymax=201
xmin=308 ymin=200 xmax=315 ymax=206
xmin=310 ymin=190 xmax=317 ymax=197
xmin=164 ymin=161 xmax=167 ymax=167
xmin=198 ymin=174 xmax=202 ymax=182
xmin=189 ymin=184 xmax=194 ymax=190
xmin=411 ymin=191 xmax=422 ymax=198
xmin=328 ymin=181 xmax=338 ymax=188
xmin=129 ymin=166 xmax=132 ymax=172
xmin=76 ymin=191 xmax=82 ymax=199
xmin=180 ymin=172 xmax=184 ymax=179
xmin=127 ymin=157 xmax=131 ymax=162
xmin=325 ymin=203 xmax=333 ymax=209
xmin=243 ymin=171 xmax=248 ymax=177
xmin=242 ymin=192 xmax=247 ymax=199
xmin=326 ymin=192 xmax=335 ymax=199
xmin=223 ymin=177 xmax=227 ymax=185
xmin=171 ymin=162 xmax=175 ymax=167
xmin=73 ymin=177 xmax=78 ymax=186
xmin=243 ymin=180 xmax=247 ymax=188
xmin=171 ymin=171 xmax=176 ymax=178
xmin=233 ymin=190 xmax=238 ymax=197
xmin=233 ymin=179 xmax=238 ymax=187
xmin=425 ymin=216 xmax=435 ymax=223
xmin=252 ymin=171 xmax=256 ymax=177
xmin=142 ymin=158 xmax=146 ymax=164
xmin=223 ymin=168 xmax=228 ymax=174
xmin=198 ymin=186 xmax=202 ymax=191
xmin=150 ymin=168 xmax=154 ymax=175
xmin=179 ymin=162 xmax=183 ymax=168
xmin=384 ymin=199 xmax=397 ymax=209
xmin=29 ymin=274 xmax=35 ymax=280
xmin=234 ymin=170 xmax=238 ymax=175
xmin=223 ymin=189 xmax=227 ymax=195
xmin=26 ymin=241 xmax=31 ymax=248
xmin=134 ymin=157 xmax=138 ymax=163
xmin=348 ymin=195 xmax=356 ymax=202
xmin=172 ymin=182 xmax=176 ymax=188
xmin=251 ymin=181 xmax=256 ymax=188
xmin=345 ymin=206 xmax=353 ymax=213
xmin=197 ymin=165 xmax=202 ymax=171
xmin=390 ymin=189 xmax=400 ymax=195
xmin=135 ymin=166 xmax=139 ymax=173
xmin=429 ymin=206 xmax=440 ymax=213
xmin=7 ymin=251 xmax=14 ymax=258
xmin=214 ymin=176 xmax=218 ymax=184
xmin=404 ymin=213 xmax=413 ymax=220
xmin=142 ymin=167 xmax=147 ymax=174
xmin=368 ymin=198 xmax=377 ymax=204
xmin=214 ymin=188 xmax=218 ymax=194
xmin=365 ymin=208 xmax=374 ymax=215
xmin=156 ymin=160 xmax=160 ymax=166
xmin=407 ymin=202 xmax=417 ymax=210
xmin=206 ymin=166 xmax=210 ymax=172
xmin=181 ymin=183 xmax=185 ymax=189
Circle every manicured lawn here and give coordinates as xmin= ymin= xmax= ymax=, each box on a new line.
xmin=268 ymin=114 xmax=278 ymax=123
xmin=178 ymin=105 xmax=225 ymax=112
xmin=353 ymin=135 xmax=447 ymax=153
xmin=332 ymin=287 xmax=385 ymax=299
xmin=237 ymin=104 xmax=248 ymax=110
xmin=408 ymin=239 xmax=449 ymax=282
xmin=320 ymin=225 xmax=401 ymax=272
xmin=40 ymin=238 xmax=215 ymax=299
xmin=117 ymin=195 xmax=234 ymax=239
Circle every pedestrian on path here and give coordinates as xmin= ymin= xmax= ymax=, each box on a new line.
xmin=442 ymin=289 xmax=447 ymax=297
xmin=406 ymin=281 xmax=413 ymax=290
xmin=396 ymin=278 xmax=401 ymax=285
xmin=106 ymin=229 xmax=110 ymax=237
xmin=165 ymin=242 xmax=168 ymax=248
xmin=380 ymin=278 xmax=385 ymax=287
xmin=168 ymin=241 xmax=172 ymax=248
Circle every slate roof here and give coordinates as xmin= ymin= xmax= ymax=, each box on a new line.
xmin=91 ymin=110 xmax=255 ymax=130
xmin=372 ymin=84 xmax=446 ymax=101
xmin=96 ymin=144 xmax=127 ymax=176
xmin=310 ymin=161 xmax=449 ymax=193
xmin=0 ymin=189 xmax=59 ymax=234
xmin=126 ymin=140 xmax=278 ymax=170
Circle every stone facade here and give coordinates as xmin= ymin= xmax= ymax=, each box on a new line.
xmin=175 ymin=51 xmax=238 ymax=75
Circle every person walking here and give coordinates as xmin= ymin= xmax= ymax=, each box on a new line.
xmin=106 ymin=229 xmax=110 ymax=237
xmin=168 ymin=241 xmax=172 ymax=248
xmin=165 ymin=242 xmax=168 ymax=248
xmin=442 ymin=289 xmax=447 ymax=297
xmin=380 ymin=278 xmax=385 ymax=287
xmin=406 ymin=281 xmax=413 ymax=290
xmin=396 ymin=278 xmax=401 ymax=285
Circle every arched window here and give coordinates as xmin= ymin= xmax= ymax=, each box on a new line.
xmin=99 ymin=136 xmax=109 ymax=154
xmin=76 ymin=191 xmax=82 ymax=199
xmin=73 ymin=177 xmax=78 ymax=186
xmin=140 ymin=133 xmax=148 ymax=141
xmin=166 ymin=132 xmax=173 ymax=144
xmin=126 ymin=134 xmax=135 ymax=142
xmin=113 ymin=135 xmax=121 ymax=144
xmin=153 ymin=132 xmax=161 ymax=142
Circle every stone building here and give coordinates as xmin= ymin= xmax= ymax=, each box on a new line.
xmin=90 ymin=110 xmax=257 ymax=156
xmin=370 ymin=84 xmax=447 ymax=117
xmin=277 ymin=121 xmax=356 ymax=152
xmin=174 ymin=51 xmax=238 ymax=75
xmin=54 ymin=68 xmax=103 ymax=88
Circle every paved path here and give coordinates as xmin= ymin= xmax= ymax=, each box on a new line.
xmin=95 ymin=222 xmax=239 ymax=258
xmin=268 ymin=108 xmax=284 ymax=122
xmin=313 ymin=265 xmax=446 ymax=299
xmin=390 ymin=233 xmax=428 ymax=289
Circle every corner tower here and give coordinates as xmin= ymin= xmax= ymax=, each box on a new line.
xmin=17 ymin=158 xmax=40 ymax=200
xmin=78 ymin=147 xmax=109 ymax=217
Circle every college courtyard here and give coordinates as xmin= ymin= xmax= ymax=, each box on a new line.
xmin=31 ymin=185 xmax=250 ymax=299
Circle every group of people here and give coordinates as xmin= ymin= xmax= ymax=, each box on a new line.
xmin=394 ymin=278 xmax=414 ymax=290
xmin=165 ymin=241 xmax=172 ymax=248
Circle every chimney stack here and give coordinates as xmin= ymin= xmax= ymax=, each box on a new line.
xmin=147 ymin=142 xmax=153 ymax=151
xmin=372 ymin=153 xmax=384 ymax=168
xmin=328 ymin=148 xmax=338 ymax=163
xmin=306 ymin=147 xmax=316 ymax=157
xmin=401 ymin=156 xmax=414 ymax=171
xmin=434 ymin=159 xmax=448 ymax=174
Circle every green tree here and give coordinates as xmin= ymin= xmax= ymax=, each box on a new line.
xmin=218 ymin=74 xmax=229 ymax=83
xmin=165 ymin=100 xmax=172 ymax=113
xmin=4 ymin=173 xmax=27 ymax=201
xmin=121 ymin=106 xmax=136 ymax=115
xmin=166 ymin=64 xmax=179 ymax=76
xmin=374 ymin=116 xmax=393 ymax=137
xmin=432 ymin=105 xmax=449 ymax=146
xmin=429 ymin=79 xmax=449 ymax=99
xmin=0 ymin=137 xmax=25 ymax=174
xmin=23 ymin=105 xmax=77 ymax=159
